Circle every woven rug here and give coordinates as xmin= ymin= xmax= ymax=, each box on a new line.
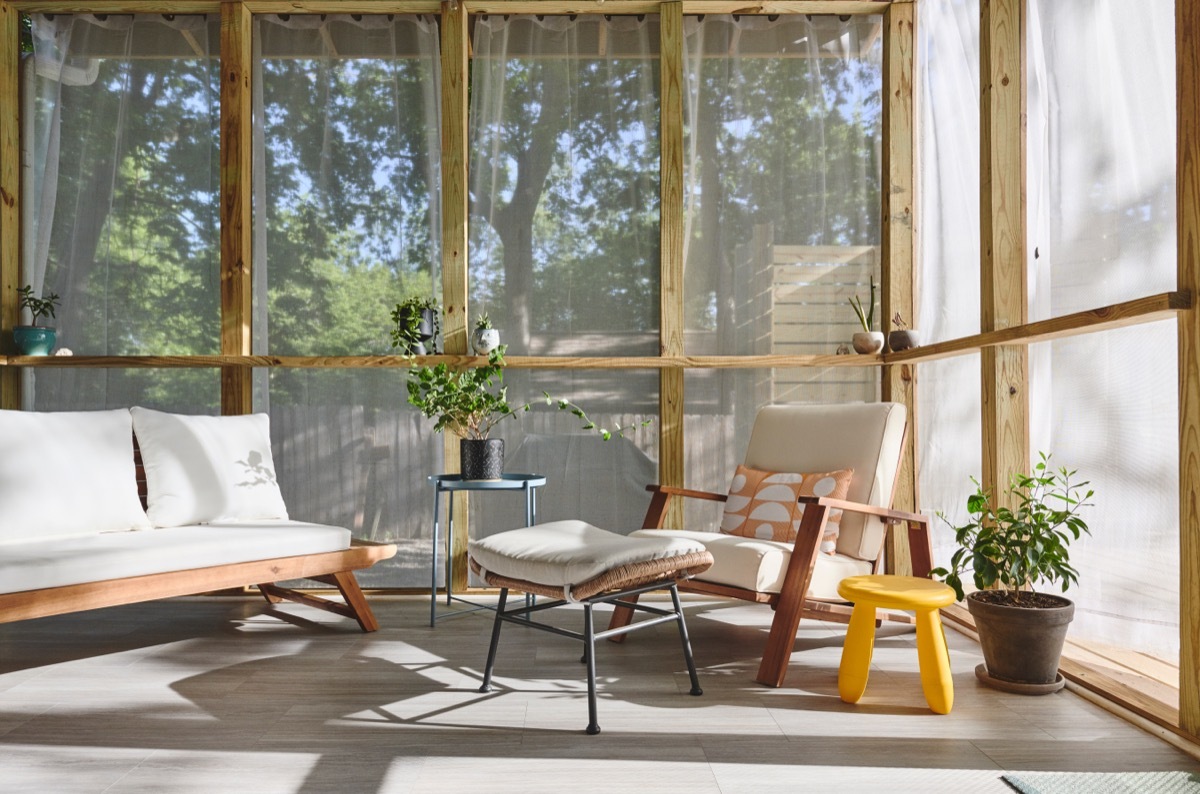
xmin=1003 ymin=771 xmax=1200 ymax=794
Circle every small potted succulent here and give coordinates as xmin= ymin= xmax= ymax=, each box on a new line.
xmin=14 ymin=285 xmax=61 ymax=356
xmin=471 ymin=313 xmax=500 ymax=355
xmin=406 ymin=346 xmax=647 ymax=480
xmin=932 ymin=453 xmax=1093 ymax=693
xmin=848 ymin=276 xmax=884 ymax=354
xmin=390 ymin=296 xmax=440 ymax=355
xmin=888 ymin=312 xmax=920 ymax=352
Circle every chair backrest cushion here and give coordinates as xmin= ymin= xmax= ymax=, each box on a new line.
xmin=0 ymin=408 xmax=152 ymax=542
xmin=744 ymin=402 xmax=906 ymax=560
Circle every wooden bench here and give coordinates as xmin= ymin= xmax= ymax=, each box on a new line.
xmin=0 ymin=441 xmax=396 ymax=632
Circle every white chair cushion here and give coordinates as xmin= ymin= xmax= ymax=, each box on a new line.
xmin=0 ymin=520 xmax=350 ymax=595
xmin=0 ymin=408 xmax=151 ymax=543
xmin=469 ymin=520 xmax=707 ymax=587
xmin=632 ymin=529 xmax=873 ymax=600
xmin=131 ymin=408 xmax=289 ymax=527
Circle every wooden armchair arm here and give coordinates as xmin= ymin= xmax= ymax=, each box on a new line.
xmin=796 ymin=496 xmax=934 ymax=578
xmin=641 ymin=484 xmax=727 ymax=529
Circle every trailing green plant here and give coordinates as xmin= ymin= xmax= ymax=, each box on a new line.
xmin=475 ymin=312 xmax=493 ymax=331
xmin=931 ymin=453 xmax=1094 ymax=607
xmin=17 ymin=285 xmax=61 ymax=327
xmin=390 ymin=296 xmax=441 ymax=354
xmin=848 ymin=276 xmax=876 ymax=333
xmin=406 ymin=345 xmax=650 ymax=441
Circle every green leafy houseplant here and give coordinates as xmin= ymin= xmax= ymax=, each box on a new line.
xmin=18 ymin=285 xmax=61 ymax=327
xmin=406 ymin=345 xmax=645 ymax=442
xmin=932 ymin=453 xmax=1094 ymax=607
xmin=390 ymin=296 xmax=440 ymax=354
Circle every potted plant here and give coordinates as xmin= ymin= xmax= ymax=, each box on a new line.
xmin=14 ymin=285 xmax=61 ymax=356
xmin=406 ymin=345 xmax=645 ymax=480
xmin=932 ymin=453 xmax=1094 ymax=694
xmin=887 ymin=312 xmax=920 ymax=352
xmin=848 ymin=276 xmax=884 ymax=354
xmin=471 ymin=313 xmax=500 ymax=355
xmin=390 ymin=296 xmax=440 ymax=355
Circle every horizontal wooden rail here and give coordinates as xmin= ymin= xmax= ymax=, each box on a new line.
xmin=885 ymin=291 xmax=1192 ymax=365
xmin=6 ymin=0 xmax=894 ymax=12
xmin=0 ymin=352 xmax=883 ymax=369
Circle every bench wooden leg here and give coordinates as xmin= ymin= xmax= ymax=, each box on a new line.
xmin=257 ymin=570 xmax=381 ymax=632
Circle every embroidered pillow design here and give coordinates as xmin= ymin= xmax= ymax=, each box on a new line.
xmin=720 ymin=464 xmax=854 ymax=552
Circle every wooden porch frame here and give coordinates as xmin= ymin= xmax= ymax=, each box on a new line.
xmin=1 ymin=0 xmax=1198 ymax=739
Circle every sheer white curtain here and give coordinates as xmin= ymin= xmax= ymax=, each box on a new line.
xmin=680 ymin=14 xmax=884 ymax=525
xmin=252 ymin=14 xmax=443 ymax=587
xmin=915 ymin=0 xmax=983 ymax=556
xmin=1027 ymin=0 xmax=1178 ymax=659
xmin=25 ymin=13 xmax=221 ymax=410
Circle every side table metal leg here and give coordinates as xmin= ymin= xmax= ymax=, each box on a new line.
xmin=430 ymin=485 xmax=441 ymax=628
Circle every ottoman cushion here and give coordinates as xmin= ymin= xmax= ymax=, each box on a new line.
xmin=469 ymin=520 xmax=708 ymax=587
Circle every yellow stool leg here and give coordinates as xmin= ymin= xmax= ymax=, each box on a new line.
xmin=915 ymin=607 xmax=954 ymax=714
xmin=838 ymin=602 xmax=877 ymax=704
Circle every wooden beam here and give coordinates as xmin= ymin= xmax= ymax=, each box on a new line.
xmin=219 ymin=1 xmax=252 ymax=415
xmin=10 ymin=1 xmax=218 ymax=10
xmin=441 ymin=0 xmax=471 ymax=593
xmin=979 ymin=0 xmax=1028 ymax=507
xmin=1178 ymin=0 xmax=1200 ymax=740
xmin=462 ymin=0 xmax=892 ymax=12
xmin=880 ymin=0 xmax=915 ymax=576
xmin=0 ymin=1 xmax=18 ymax=409
xmin=888 ymin=292 xmax=1191 ymax=364
xmin=659 ymin=1 xmax=685 ymax=524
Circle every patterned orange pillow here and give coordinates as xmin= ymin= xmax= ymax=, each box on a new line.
xmin=720 ymin=464 xmax=854 ymax=553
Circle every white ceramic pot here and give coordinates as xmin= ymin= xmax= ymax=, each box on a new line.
xmin=851 ymin=331 xmax=885 ymax=354
xmin=471 ymin=327 xmax=500 ymax=355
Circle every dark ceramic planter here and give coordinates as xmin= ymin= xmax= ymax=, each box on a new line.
xmin=398 ymin=307 xmax=437 ymax=354
xmin=461 ymin=438 xmax=503 ymax=480
xmin=967 ymin=591 xmax=1074 ymax=690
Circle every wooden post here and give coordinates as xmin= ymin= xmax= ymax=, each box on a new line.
xmin=659 ymin=1 xmax=685 ymax=526
xmin=0 ymin=1 xmax=19 ymax=409
xmin=979 ymin=0 xmax=1029 ymax=507
xmin=219 ymin=1 xmax=253 ymax=415
xmin=1177 ymin=0 xmax=1200 ymax=739
xmin=881 ymin=0 xmax=917 ymax=576
xmin=441 ymin=0 xmax=471 ymax=593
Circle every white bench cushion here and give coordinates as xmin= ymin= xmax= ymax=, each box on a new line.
xmin=469 ymin=520 xmax=707 ymax=587
xmin=632 ymin=529 xmax=873 ymax=601
xmin=0 ymin=408 xmax=151 ymax=543
xmin=0 ymin=520 xmax=350 ymax=595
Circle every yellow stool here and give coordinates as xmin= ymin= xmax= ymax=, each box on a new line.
xmin=836 ymin=574 xmax=957 ymax=714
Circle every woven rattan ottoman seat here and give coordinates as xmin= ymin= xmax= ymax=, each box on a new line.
xmin=468 ymin=520 xmax=714 ymax=734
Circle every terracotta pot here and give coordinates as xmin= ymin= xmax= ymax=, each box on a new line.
xmin=851 ymin=331 xmax=885 ymax=354
xmin=967 ymin=591 xmax=1074 ymax=690
xmin=461 ymin=438 xmax=504 ymax=480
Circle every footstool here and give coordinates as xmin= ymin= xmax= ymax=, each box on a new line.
xmin=836 ymin=574 xmax=958 ymax=714
xmin=468 ymin=520 xmax=714 ymax=735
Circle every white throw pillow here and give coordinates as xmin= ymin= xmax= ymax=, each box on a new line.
xmin=130 ymin=408 xmax=289 ymax=527
xmin=0 ymin=408 xmax=151 ymax=543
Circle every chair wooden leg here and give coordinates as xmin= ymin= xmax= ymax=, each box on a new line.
xmin=605 ymin=592 xmax=641 ymax=643
xmin=755 ymin=504 xmax=827 ymax=687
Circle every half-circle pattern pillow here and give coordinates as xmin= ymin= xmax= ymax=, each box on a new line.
xmin=720 ymin=464 xmax=854 ymax=553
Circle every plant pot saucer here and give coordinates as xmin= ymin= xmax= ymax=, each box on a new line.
xmin=975 ymin=663 xmax=1065 ymax=695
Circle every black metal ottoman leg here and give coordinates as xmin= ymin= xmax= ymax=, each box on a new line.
xmin=670 ymin=584 xmax=703 ymax=696
xmin=479 ymin=588 xmax=509 ymax=693
xmin=584 ymin=603 xmax=600 ymax=735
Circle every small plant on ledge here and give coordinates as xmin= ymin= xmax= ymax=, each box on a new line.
xmin=406 ymin=345 xmax=650 ymax=479
xmin=848 ymin=276 xmax=884 ymax=354
xmin=390 ymin=296 xmax=440 ymax=355
xmin=13 ymin=285 xmax=62 ymax=356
